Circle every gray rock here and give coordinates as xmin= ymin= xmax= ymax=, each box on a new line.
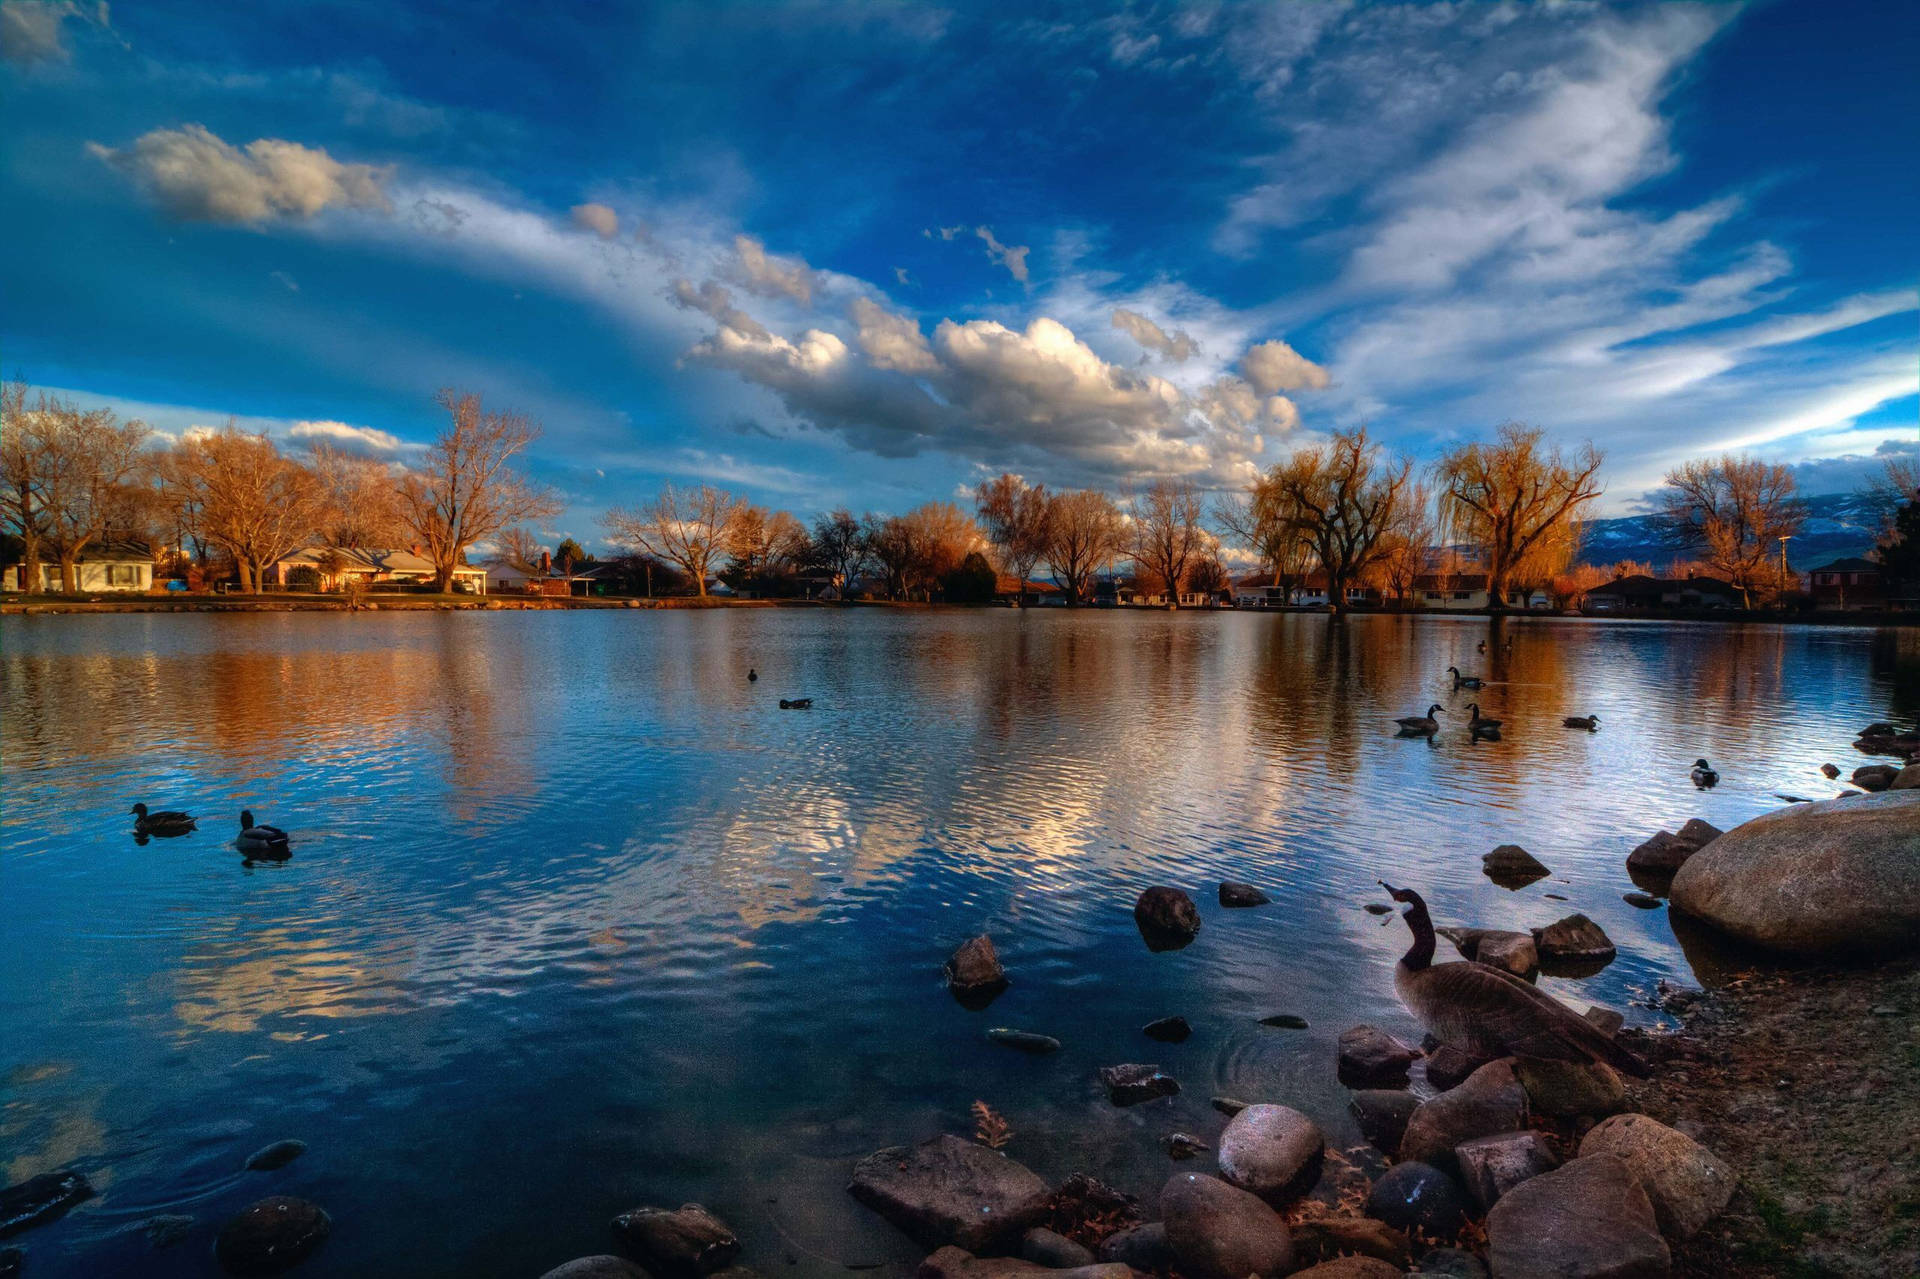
xmin=1513 ymin=1057 xmax=1625 ymax=1118
xmin=1135 ymin=888 xmax=1201 ymax=950
xmin=1414 ymin=1247 xmax=1488 ymax=1278
xmin=1021 ymin=1227 xmax=1095 ymax=1269
xmin=1219 ymin=881 xmax=1272 ymax=907
xmin=1338 ymin=1025 xmax=1421 ymax=1088
xmin=1583 ymin=1006 xmax=1626 ymax=1036
xmin=1217 ymin=1104 xmax=1325 ymax=1202
xmin=1095 ymin=1222 xmax=1168 ymax=1270
xmin=1100 ymin=1064 xmax=1179 ymax=1106
xmin=1454 ymin=1130 xmax=1560 ymax=1211
xmin=1669 ymin=792 xmax=1920 ymax=955
xmin=1820 ymin=762 xmax=1840 ymax=778
xmin=1629 ymin=820 xmax=1722 ymax=874
xmin=1485 ymin=1154 xmax=1669 ymax=1279
xmin=1290 ymin=1216 xmax=1411 ymax=1268
xmin=1438 ymin=928 xmax=1537 ymax=977
xmin=1142 ymin=1016 xmax=1191 ymax=1043
xmin=947 ymin=937 xmax=1009 ymax=1006
xmin=1482 ymin=845 xmax=1550 ymax=887
xmin=1363 ymin=1161 xmax=1468 ymax=1238
xmin=1892 ymin=763 xmax=1920 ymax=790
xmin=214 ymin=1196 xmax=331 ymax=1276
xmin=244 ymin=1139 xmax=307 ymax=1172
xmin=1160 ymin=1172 xmax=1293 ymax=1279
xmin=1 ymin=1170 xmax=94 ymax=1238
xmin=1579 ymin=1113 xmax=1735 ymax=1242
xmin=1531 ymin=914 xmax=1616 ymax=965
xmin=848 ymin=1134 xmax=1051 ymax=1253
xmin=611 ymin=1203 xmax=740 ymax=1276
xmin=1399 ymin=1060 xmax=1529 ymax=1170
xmin=540 ymin=1260 xmax=652 ymax=1279
xmin=1348 ymin=1090 xmax=1419 ymax=1153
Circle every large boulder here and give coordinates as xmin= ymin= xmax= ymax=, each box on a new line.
xmin=214 ymin=1197 xmax=331 ymax=1276
xmin=1454 ymin=1131 xmax=1560 ymax=1211
xmin=1484 ymin=1154 xmax=1668 ymax=1279
xmin=1579 ymin=1114 xmax=1734 ymax=1242
xmin=1363 ymin=1161 xmax=1469 ymax=1239
xmin=1134 ymin=888 xmax=1201 ymax=951
xmin=1337 ymin=1025 xmax=1421 ymax=1087
xmin=1159 ymin=1172 xmax=1293 ymax=1279
xmin=1216 ymin=1104 xmax=1325 ymax=1203
xmin=1669 ymin=792 xmax=1920 ymax=954
xmin=611 ymin=1204 xmax=741 ymax=1276
xmin=1399 ymin=1060 xmax=1528 ymax=1169
xmin=849 ymin=1134 xmax=1051 ymax=1253
xmin=1853 ymin=764 xmax=1899 ymax=792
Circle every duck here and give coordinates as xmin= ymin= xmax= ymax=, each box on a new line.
xmin=1378 ymin=882 xmax=1648 ymax=1076
xmin=748 ymin=668 xmax=758 ymax=682
xmin=1395 ymin=704 xmax=1443 ymax=735
xmin=1447 ymin=666 xmax=1484 ymax=690
xmin=131 ymin=803 xmax=196 ymax=837
xmin=236 ymin=810 xmax=290 ymax=855
xmin=1563 ymin=714 xmax=1600 ymax=731
xmin=1476 ymin=640 xmax=1487 ymax=654
xmin=1691 ymin=758 xmax=1719 ymax=789
xmin=1466 ymin=703 xmax=1503 ymax=734
xmin=778 ymin=697 xmax=813 ymax=710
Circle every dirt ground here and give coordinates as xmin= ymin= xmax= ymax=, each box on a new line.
xmin=1623 ymin=957 xmax=1920 ymax=1279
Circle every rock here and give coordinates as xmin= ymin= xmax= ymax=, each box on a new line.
xmin=1820 ymin=762 xmax=1840 ymax=778
xmin=1399 ymin=1060 xmax=1529 ymax=1170
xmin=1364 ymin=903 xmax=1392 ymax=915
xmin=1337 ymin=1025 xmax=1421 ymax=1088
xmin=245 ymin=1139 xmax=308 ymax=1172
xmin=1217 ymin=1104 xmax=1325 ymax=1202
xmin=611 ymin=1203 xmax=741 ymax=1276
xmin=1579 ymin=1113 xmax=1735 ymax=1242
xmin=848 ymin=1134 xmax=1051 ymax=1253
xmin=988 ymin=1029 xmax=1061 ymax=1054
xmin=1623 ymin=892 xmax=1663 ymax=909
xmin=214 ymin=1196 xmax=331 ymax=1276
xmin=1454 ymin=1131 xmax=1560 ymax=1211
xmin=1891 ymin=763 xmax=1920 ymax=790
xmin=1021 ymin=1227 xmax=1095 ymax=1269
xmin=1164 ymin=1133 xmax=1208 ymax=1160
xmin=1100 ymin=1064 xmax=1179 ymax=1105
xmin=1134 ymin=887 xmax=1201 ymax=951
xmin=1531 ymin=914 xmax=1616 ymax=971
xmin=1219 ymin=881 xmax=1272 ymax=907
xmin=1583 ymin=1006 xmax=1626 ymax=1036
xmin=1513 ymin=1057 xmax=1624 ymax=1118
xmin=145 ymin=1213 xmax=196 ymax=1248
xmin=1142 ymin=1016 xmax=1191 ymax=1043
xmin=1095 ymin=1222 xmax=1168 ymax=1270
xmin=1159 ymin=1172 xmax=1293 ymax=1279
xmin=1481 ymin=845 xmax=1550 ymax=888
xmin=1259 ymin=1014 xmax=1309 ymax=1029
xmin=916 ymin=1245 xmax=1135 ymax=1279
xmin=1853 ymin=764 xmax=1899 ymax=791
xmin=1414 ymin=1247 xmax=1488 ymax=1278
xmin=947 ymin=937 xmax=1009 ymax=1007
xmin=1363 ymin=1161 xmax=1469 ymax=1238
xmin=1422 ymin=1045 xmax=1496 ymax=1092
xmin=1289 ymin=1259 xmax=1403 ymax=1279
xmin=1438 ymin=928 xmax=1537 ymax=977
xmin=1627 ymin=818 xmax=1723 ymax=877
xmin=1348 ymin=1090 xmax=1420 ymax=1153
xmin=1045 ymin=1174 xmax=1140 ymax=1233
xmin=540 ymin=1260 xmax=652 ymax=1279
xmin=1669 ymin=792 xmax=1920 ymax=955
xmin=0 ymin=1170 xmax=93 ymax=1239
xmin=1290 ymin=1216 xmax=1412 ymax=1267
xmin=1211 ymin=1096 xmax=1251 ymax=1117
xmin=0 ymin=1248 xmax=17 ymax=1279
xmin=1484 ymin=1154 xmax=1669 ymax=1279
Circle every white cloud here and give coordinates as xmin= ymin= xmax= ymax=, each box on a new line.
xmin=288 ymin=419 xmax=407 ymax=453
xmin=1241 ymin=339 xmax=1330 ymax=394
xmin=570 ymin=202 xmax=619 ymax=239
xmin=90 ymin=124 xmax=393 ymax=224
xmin=851 ymin=297 xmax=938 ymax=374
xmin=0 ymin=0 xmax=95 ymax=65
xmin=730 ymin=234 xmax=816 ymax=304
xmin=1112 ymin=308 xmax=1198 ymax=362
xmin=975 ymin=226 xmax=1031 ymax=283
xmin=671 ymin=278 xmax=770 ymax=342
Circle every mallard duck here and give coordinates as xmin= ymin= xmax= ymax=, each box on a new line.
xmin=236 ymin=810 xmax=290 ymax=854
xmin=1563 ymin=715 xmax=1599 ymax=731
xmin=1395 ymin=704 xmax=1443 ymax=735
xmin=1378 ymin=882 xmax=1648 ymax=1075
xmin=1691 ymin=758 xmax=1719 ymax=789
xmin=131 ymin=803 xmax=196 ymax=836
xmin=779 ymin=697 xmax=813 ymax=710
xmin=1447 ymin=666 xmax=1484 ymax=690
xmin=1466 ymin=703 xmax=1502 ymax=734
xmin=748 ymin=668 xmax=758 ymax=682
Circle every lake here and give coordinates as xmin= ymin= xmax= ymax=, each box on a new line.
xmin=2 ymin=609 xmax=1914 ymax=1277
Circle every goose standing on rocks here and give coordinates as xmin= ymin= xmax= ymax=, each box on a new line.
xmin=236 ymin=810 xmax=290 ymax=856
xmin=1395 ymin=704 xmax=1444 ymax=735
xmin=1691 ymin=758 xmax=1719 ymax=789
xmin=1378 ymin=882 xmax=1648 ymax=1075
xmin=1447 ymin=666 xmax=1484 ymax=690
xmin=1466 ymin=703 xmax=1502 ymax=735
xmin=1563 ymin=714 xmax=1600 ymax=731
xmin=131 ymin=803 xmax=196 ymax=837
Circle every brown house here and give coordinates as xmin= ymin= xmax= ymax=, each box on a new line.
xmin=1808 ymin=557 xmax=1883 ymax=611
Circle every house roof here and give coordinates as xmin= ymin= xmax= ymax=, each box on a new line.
xmin=994 ymin=573 xmax=1060 ymax=594
xmin=12 ymin=538 xmax=152 ymax=563
xmin=1814 ymin=557 xmax=1880 ymax=572
xmin=278 ymin=547 xmax=484 ymax=575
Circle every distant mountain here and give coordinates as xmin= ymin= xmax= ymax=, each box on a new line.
xmin=1578 ymin=492 xmax=1883 ymax=571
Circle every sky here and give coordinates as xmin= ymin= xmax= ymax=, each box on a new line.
xmin=3 ymin=0 xmax=1916 ymax=547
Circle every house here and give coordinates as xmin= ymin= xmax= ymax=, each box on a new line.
xmin=488 ymin=552 xmax=609 ymax=596
xmin=1233 ymin=572 xmax=1289 ymax=608
xmin=1583 ymin=572 xmax=1740 ymax=613
xmin=993 ymin=574 xmax=1064 ymax=606
xmin=1808 ymin=557 xmax=1884 ymax=611
xmin=4 ymin=540 xmax=154 ymax=593
xmin=1410 ymin=572 xmax=1492 ymax=611
xmin=1293 ymin=572 xmax=1378 ymax=609
xmin=272 ymin=547 xmax=488 ymax=594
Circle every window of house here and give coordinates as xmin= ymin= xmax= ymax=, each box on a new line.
xmin=1452 ymin=590 xmax=1471 ymax=600
xmin=107 ymin=564 xmax=139 ymax=585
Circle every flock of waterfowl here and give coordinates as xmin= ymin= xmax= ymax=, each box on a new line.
xmin=128 ymin=803 xmax=291 ymax=859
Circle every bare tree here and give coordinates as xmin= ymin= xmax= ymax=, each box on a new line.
xmin=491 ymin=527 xmax=547 ymax=573
xmin=1044 ymin=489 xmax=1128 ymax=604
xmin=1 ymin=380 xmax=49 ymax=593
xmin=1658 ymin=454 xmax=1806 ymax=607
xmin=1259 ymin=427 xmax=1412 ymax=610
xmin=602 ymin=483 xmax=744 ymax=596
xmin=808 ymin=508 xmax=872 ymax=601
xmin=1864 ymin=455 xmax=1920 ymax=538
xmin=1130 ymin=479 xmax=1207 ymax=608
xmin=169 ymin=425 xmax=326 ymax=592
xmin=974 ymin=474 xmax=1053 ymax=599
xmin=396 ymin=389 xmax=560 ymax=592
xmin=725 ymin=505 xmax=809 ymax=594
xmin=1433 ymin=423 xmax=1604 ymax=610
xmin=11 ymin=389 xmax=152 ymax=592
xmin=307 ymin=442 xmax=407 ymax=548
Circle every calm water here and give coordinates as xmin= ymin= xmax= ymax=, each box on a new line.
xmin=3 ymin=609 xmax=1915 ymax=1277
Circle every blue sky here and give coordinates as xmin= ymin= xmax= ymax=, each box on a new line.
xmin=3 ymin=0 xmax=1915 ymax=545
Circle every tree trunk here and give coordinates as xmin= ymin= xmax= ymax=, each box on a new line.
xmin=19 ymin=531 xmax=41 ymax=594
xmin=1485 ymin=563 xmax=1512 ymax=612
xmin=58 ymin=552 xmax=77 ymax=593
xmin=1327 ymin=568 xmax=1347 ymax=612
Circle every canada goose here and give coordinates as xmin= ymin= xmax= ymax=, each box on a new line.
xmin=1466 ymin=703 xmax=1502 ymax=734
xmin=1563 ymin=715 xmax=1600 ymax=731
xmin=236 ymin=810 xmax=290 ymax=854
xmin=1395 ymin=704 xmax=1444 ymax=735
xmin=779 ymin=697 xmax=813 ymax=710
xmin=748 ymin=668 xmax=758 ymax=682
xmin=131 ymin=803 xmax=196 ymax=836
xmin=1378 ymin=882 xmax=1648 ymax=1076
xmin=1691 ymin=758 xmax=1719 ymax=789
xmin=1447 ymin=666 xmax=1484 ymax=690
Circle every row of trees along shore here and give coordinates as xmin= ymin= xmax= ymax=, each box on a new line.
xmin=4 ymin=379 xmax=1916 ymax=608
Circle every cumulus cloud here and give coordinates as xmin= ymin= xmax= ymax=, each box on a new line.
xmin=730 ymin=234 xmax=816 ymax=304
xmin=288 ymin=419 xmax=407 ymax=453
xmin=0 ymin=0 xmax=98 ymax=65
xmin=1112 ymin=308 xmax=1198 ymax=362
xmin=90 ymin=124 xmax=392 ymax=223
xmin=975 ymin=226 xmax=1030 ymax=283
xmin=570 ymin=202 xmax=619 ymax=239
xmin=1241 ymin=339 xmax=1330 ymax=394
xmin=670 ymin=278 xmax=770 ymax=342
xmin=851 ymin=297 xmax=938 ymax=374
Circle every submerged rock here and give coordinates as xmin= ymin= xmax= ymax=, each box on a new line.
xmin=947 ymin=937 xmax=1010 ymax=1008
xmin=611 ymin=1203 xmax=740 ymax=1276
xmin=1363 ymin=1161 xmax=1468 ymax=1238
xmin=1099 ymin=1063 xmax=1179 ymax=1105
xmin=1347 ymin=1090 xmax=1419 ymax=1154
xmin=1094 ymin=1222 xmax=1167 ymax=1270
xmin=1454 ymin=1130 xmax=1560 ymax=1211
xmin=244 ymin=1139 xmax=307 ymax=1172
xmin=1336 ymin=1025 xmax=1420 ymax=1088
xmin=1579 ymin=1113 xmax=1734 ymax=1242
xmin=1219 ymin=881 xmax=1271 ymax=908
xmin=1211 ymin=1096 xmax=1252 ymax=1117
xmin=1399 ymin=1060 xmax=1529 ymax=1170
xmin=144 ymin=1213 xmax=196 ymax=1248
xmin=1142 ymin=1016 xmax=1191 ymax=1043
xmin=1160 ymin=1172 xmax=1293 ymax=1279
xmin=541 ymin=1260 xmax=652 ymax=1279
xmin=1414 ymin=1247 xmax=1488 ymax=1278
xmin=1820 ymin=762 xmax=1840 ymax=778
xmin=917 ymin=1245 xmax=1133 ymax=1279
xmin=214 ymin=1196 xmax=331 ymax=1276
xmin=1134 ymin=887 xmax=1201 ymax=951
xmin=848 ymin=1134 xmax=1051 ymax=1253
xmin=1482 ymin=845 xmax=1550 ymax=888
xmin=1289 ymin=1216 xmax=1411 ymax=1268
xmin=1258 ymin=1014 xmax=1309 ymax=1029
xmin=1289 ymin=1259 xmax=1402 ymax=1279
xmin=1020 ymin=1227 xmax=1094 ymax=1269
xmin=1623 ymin=891 xmax=1663 ymax=909
xmin=0 ymin=1170 xmax=94 ymax=1239
xmin=1163 ymin=1133 xmax=1208 ymax=1160
xmin=1485 ymin=1154 xmax=1669 ymax=1279
xmin=1217 ymin=1105 xmax=1325 ymax=1203
xmin=987 ymin=1029 xmax=1061 ymax=1054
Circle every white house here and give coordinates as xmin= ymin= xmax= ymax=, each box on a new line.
xmin=272 ymin=547 xmax=488 ymax=593
xmin=5 ymin=542 xmax=154 ymax=593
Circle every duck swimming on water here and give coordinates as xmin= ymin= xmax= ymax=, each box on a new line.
xmin=748 ymin=668 xmax=758 ymax=682
xmin=779 ymin=697 xmax=813 ymax=709
xmin=1447 ymin=666 xmax=1484 ymax=690
xmin=1563 ymin=714 xmax=1600 ymax=731
xmin=1466 ymin=703 xmax=1503 ymax=735
xmin=131 ymin=803 xmax=196 ymax=837
xmin=236 ymin=810 xmax=290 ymax=856
xmin=1395 ymin=704 xmax=1443 ymax=735
xmin=1691 ymin=758 xmax=1719 ymax=788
